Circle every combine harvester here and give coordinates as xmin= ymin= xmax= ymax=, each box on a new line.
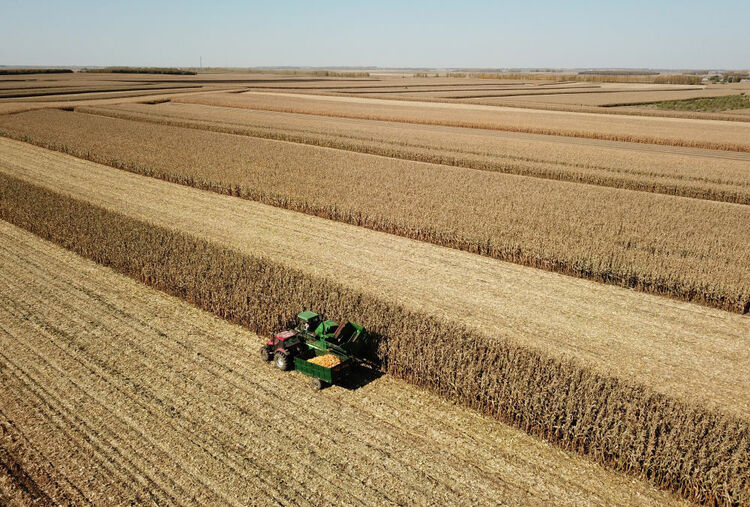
xmin=260 ymin=311 xmax=369 ymax=389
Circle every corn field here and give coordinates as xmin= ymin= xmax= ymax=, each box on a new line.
xmin=174 ymin=92 xmax=750 ymax=152
xmin=75 ymin=103 xmax=750 ymax=204
xmin=0 ymin=109 xmax=747 ymax=313
xmin=1 ymin=173 xmax=746 ymax=505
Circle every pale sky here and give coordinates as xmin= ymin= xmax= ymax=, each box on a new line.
xmin=1 ymin=0 xmax=748 ymax=69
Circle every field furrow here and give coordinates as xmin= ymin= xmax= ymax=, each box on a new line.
xmin=0 ymin=407 xmax=85 ymax=505
xmin=0 ymin=221 xmax=684 ymax=505
xmin=0 ymin=115 xmax=747 ymax=312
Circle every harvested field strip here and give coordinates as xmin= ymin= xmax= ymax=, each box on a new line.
xmin=448 ymin=88 xmax=738 ymax=104
xmin=241 ymin=80 xmax=539 ymax=90
xmin=334 ymin=85 xmax=605 ymax=95
xmin=0 ymin=157 xmax=748 ymax=503
xmin=0 ymin=85 xmax=199 ymax=100
xmin=78 ymin=102 xmax=750 ymax=203
xmin=175 ymin=91 xmax=750 ymax=151
xmin=0 ymin=224 xmax=684 ymax=506
xmin=352 ymin=93 xmax=750 ymax=122
xmin=3 ymin=87 xmax=204 ymax=104
xmin=0 ymin=80 xmax=120 ymax=90
xmin=365 ymin=87 xmax=698 ymax=100
xmin=1 ymin=114 xmax=748 ymax=313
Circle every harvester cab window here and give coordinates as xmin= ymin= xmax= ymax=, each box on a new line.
xmin=298 ymin=316 xmax=318 ymax=332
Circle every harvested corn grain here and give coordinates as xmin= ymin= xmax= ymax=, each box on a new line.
xmin=308 ymin=354 xmax=342 ymax=368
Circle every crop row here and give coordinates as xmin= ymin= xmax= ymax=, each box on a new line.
xmin=77 ymin=103 xmax=750 ymax=204
xmin=458 ymin=88 xmax=740 ymax=106
xmin=321 ymin=91 xmax=750 ymax=122
xmin=175 ymin=92 xmax=750 ymax=152
xmin=467 ymin=72 xmax=705 ymax=85
xmin=0 ymin=173 xmax=746 ymax=504
xmin=0 ymin=109 xmax=747 ymax=313
xmin=238 ymin=80 xmax=750 ymax=122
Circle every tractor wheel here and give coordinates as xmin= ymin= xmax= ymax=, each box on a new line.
xmin=311 ymin=378 xmax=325 ymax=390
xmin=274 ymin=351 xmax=291 ymax=371
xmin=259 ymin=346 xmax=272 ymax=362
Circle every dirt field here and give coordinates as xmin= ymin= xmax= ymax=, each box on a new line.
xmin=1 ymin=138 xmax=746 ymax=422
xmin=0 ymin=221 xmax=683 ymax=505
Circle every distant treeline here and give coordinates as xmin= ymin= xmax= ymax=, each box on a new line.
xmin=191 ymin=68 xmax=370 ymax=78
xmin=85 ymin=67 xmax=197 ymax=75
xmin=443 ymin=72 xmax=704 ymax=85
xmin=246 ymin=69 xmax=370 ymax=78
xmin=0 ymin=68 xmax=74 ymax=75
xmin=579 ymin=70 xmax=659 ymax=76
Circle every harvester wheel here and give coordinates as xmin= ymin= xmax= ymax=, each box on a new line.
xmin=311 ymin=378 xmax=325 ymax=390
xmin=274 ymin=351 xmax=291 ymax=371
xmin=259 ymin=346 xmax=272 ymax=362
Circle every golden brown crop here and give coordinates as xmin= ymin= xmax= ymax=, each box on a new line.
xmin=175 ymin=91 xmax=750 ymax=152
xmin=1 ymin=174 xmax=746 ymax=504
xmin=466 ymin=72 xmax=704 ymax=85
xmin=325 ymin=91 xmax=750 ymax=122
xmin=77 ymin=102 xmax=750 ymax=204
xmin=1 ymin=109 xmax=747 ymax=313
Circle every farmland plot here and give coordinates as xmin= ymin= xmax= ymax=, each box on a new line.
xmin=457 ymin=88 xmax=740 ymax=106
xmin=1 ymin=73 xmax=749 ymax=503
xmin=0 ymin=141 xmax=747 ymax=503
xmin=78 ymin=102 xmax=750 ymax=202
xmin=1 ymin=140 xmax=746 ymax=418
xmin=0 ymin=221 xmax=683 ymax=506
xmin=175 ymin=91 xmax=750 ymax=152
xmin=0 ymin=110 xmax=748 ymax=312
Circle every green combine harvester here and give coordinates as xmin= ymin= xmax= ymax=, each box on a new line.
xmin=260 ymin=311 xmax=368 ymax=389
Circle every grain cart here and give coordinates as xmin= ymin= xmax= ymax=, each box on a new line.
xmin=260 ymin=311 xmax=368 ymax=389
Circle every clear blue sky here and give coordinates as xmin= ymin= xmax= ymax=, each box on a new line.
xmin=1 ymin=0 xmax=748 ymax=69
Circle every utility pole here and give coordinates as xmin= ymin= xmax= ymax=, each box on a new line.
xmin=200 ymin=56 xmax=202 ymax=70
